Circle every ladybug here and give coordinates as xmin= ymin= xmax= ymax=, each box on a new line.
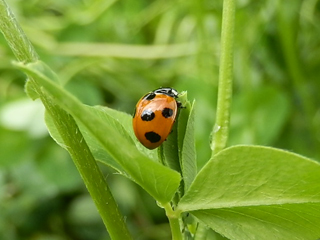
xmin=132 ymin=87 xmax=180 ymax=149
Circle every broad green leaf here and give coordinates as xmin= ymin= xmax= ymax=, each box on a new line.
xmin=16 ymin=60 xmax=181 ymax=204
xmin=192 ymin=203 xmax=320 ymax=240
xmin=45 ymin=110 xmax=125 ymax=174
xmin=178 ymin=145 xmax=320 ymax=240
xmin=95 ymin=105 xmax=159 ymax=161
xmin=46 ymin=104 xmax=159 ymax=173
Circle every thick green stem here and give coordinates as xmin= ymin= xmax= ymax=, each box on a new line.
xmin=39 ymin=90 xmax=132 ymax=240
xmin=0 ymin=0 xmax=132 ymax=239
xmin=211 ymin=0 xmax=235 ymax=156
xmin=164 ymin=203 xmax=182 ymax=240
xmin=0 ymin=0 xmax=38 ymax=62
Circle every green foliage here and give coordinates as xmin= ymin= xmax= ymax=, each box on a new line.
xmin=16 ymin=60 xmax=181 ymax=204
xmin=178 ymin=146 xmax=320 ymax=239
xmin=178 ymin=99 xmax=197 ymax=192
xmin=229 ymin=87 xmax=290 ymax=145
xmin=1 ymin=0 xmax=320 ymax=239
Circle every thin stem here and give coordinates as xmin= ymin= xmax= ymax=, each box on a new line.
xmin=0 ymin=0 xmax=132 ymax=239
xmin=164 ymin=203 xmax=182 ymax=240
xmin=211 ymin=0 xmax=235 ymax=156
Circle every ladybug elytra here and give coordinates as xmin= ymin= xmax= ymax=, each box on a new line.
xmin=132 ymin=87 xmax=180 ymax=149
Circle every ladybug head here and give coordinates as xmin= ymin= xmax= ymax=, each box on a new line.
xmin=154 ymin=87 xmax=178 ymax=98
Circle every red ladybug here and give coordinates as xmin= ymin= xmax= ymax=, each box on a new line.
xmin=132 ymin=87 xmax=179 ymax=149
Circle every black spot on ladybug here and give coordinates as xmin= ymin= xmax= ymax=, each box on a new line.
xmin=141 ymin=109 xmax=155 ymax=121
xmin=144 ymin=92 xmax=156 ymax=100
xmin=162 ymin=108 xmax=173 ymax=118
xmin=145 ymin=131 xmax=161 ymax=143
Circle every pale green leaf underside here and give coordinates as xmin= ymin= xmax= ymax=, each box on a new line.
xmin=178 ymin=145 xmax=320 ymax=239
xmin=46 ymin=104 xmax=158 ymax=174
xmin=192 ymin=203 xmax=320 ymax=240
xmin=45 ymin=110 xmax=126 ymax=173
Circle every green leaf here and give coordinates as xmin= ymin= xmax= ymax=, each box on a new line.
xmin=178 ymin=145 xmax=320 ymax=240
xmin=158 ymin=92 xmax=197 ymax=195
xmin=25 ymin=80 xmax=39 ymax=100
xmin=178 ymin=99 xmax=197 ymax=192
xmin=16 ymin=60 xmax=181 ymax=204
xmin=44 ymin=110 xmax=125 ymax=174
xmin=46 ymin=104 xmax=158 ymax=173
xmin=24 ymin=60 xmax=60 ymax=100
xmin=158 ymin=90 xmax=193 ymax=173
xmin=161 ymin=111 xmax=180 ymax=172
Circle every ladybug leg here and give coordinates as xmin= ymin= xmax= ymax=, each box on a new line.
xmin=177 ymin=101 xmax=185 ymax=108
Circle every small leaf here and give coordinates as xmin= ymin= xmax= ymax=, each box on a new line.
xmin=178 ymin=145 xmax=320 ymax=240
xmin=158 ymin=91 xmax=197 ymax=194
xmin=161 ymin=112 xmax=180 ymax=172
xmin=159 ymin=90 xmax=191 ymax=172
xmin=178 ymin=99 xmax=197 ymax=192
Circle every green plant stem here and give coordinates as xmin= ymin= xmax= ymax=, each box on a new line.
xmin=0 ymin=0 xmax=132 ymax=239
xmin=39 ymin=91 xmax=132 ymax=240
xmin=164 ymin=203 xmax=182 ymax=240
xmin=0 ymin=0 xmax=38 ymax=62
xmin=211 ymin=0 xmax=235 ymax=156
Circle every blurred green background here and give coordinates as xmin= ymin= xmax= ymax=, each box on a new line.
xmin=0 ymin=0 xmax=319 ymax=239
